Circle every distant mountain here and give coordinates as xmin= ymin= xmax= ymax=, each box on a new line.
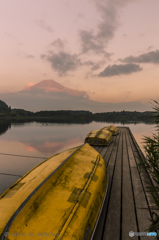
xmin=22 ymin=79 xmax=89 ymax=98
xmin=0 ymin=79 xmax=152 ymax=113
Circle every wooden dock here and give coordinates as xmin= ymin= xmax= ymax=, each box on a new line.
xmin=92 ymin=127 xmax=157 ymax=240
xmin=0 ymin=127 xmax=157 ymax=239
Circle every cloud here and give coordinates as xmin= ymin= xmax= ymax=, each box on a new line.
xmin=41 ymin=51 xmax=82 ymax=76
xmin=4 ymin=32 xmax=13 ymax=37
xmin=0 ymin=90 xmax=151 ymax=113
xmin=74 ymin=13 xmax=85 ymax=23
xmin=82 ymin=59 xmax=106 ymax=71
xmin=50 ymin=38 xmax=66 ymax=50
xmin=82 ymin=60 xmax=94 ymax=66
xmin=98 ymin=63 xmax=142 ymax=77
xmin=41 ymin=50 xmax=107 ymax=76
xmin=91 ymin=60 xmax=106 ymax=71
xmin=16 ymin=52 xmax=34 ymax=59
xmin=79 ymin=0 xmax=135 ymax=55
xmin=40 ymin=0 xmax=137 ymax=76
xmin=36 ymin=19 xmax=53 ymax=33
xmin=120 ymin=50 xmax=159 ymax=64
xmin=23 ymin=83 xmax=35 ymax=91
xmin=79 ymin=29 xmax=106 ymax=54
xmin=26 ymin=54 xmax=34 ymax=59
xmin=147 ymin=46 xmax=153 ymax=51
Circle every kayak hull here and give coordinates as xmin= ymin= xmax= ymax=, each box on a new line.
xmin=85 ymin=129 xmax=113 ymax=146
xmin=0 ymin=143 xmax=108 ymax=240
xmin=103 ymin=125 xmax=119 ymax=136
xmin=85 ymin=125 xmax=119 ymax=146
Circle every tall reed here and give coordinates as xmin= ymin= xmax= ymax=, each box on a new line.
xmin=138 ymin=100 xmax=159 ymax=236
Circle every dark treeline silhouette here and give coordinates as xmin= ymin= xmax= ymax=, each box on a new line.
xmin=0 ymin=100 xmax=11 ymax=112
xmin=0 ymin=120 xmax=11 ymax=136
xmin=93 ymin=110 xmax=153 ymax=122
xmin=0 ymin=99 xmax=154 ymax=123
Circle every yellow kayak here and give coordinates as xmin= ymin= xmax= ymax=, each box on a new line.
xmin=103 ymin=125 xmax=119 ymax=136
xmin=85 ymin=128 xmax=112 ymax=146
xmin=0 ymin=143 xmax=108 ymax=240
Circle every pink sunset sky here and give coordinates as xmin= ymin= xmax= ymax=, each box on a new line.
xmin=1 ymin=0 xmax=159 ymax=105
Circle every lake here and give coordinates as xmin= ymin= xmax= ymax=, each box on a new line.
xmin=0 ymin=120 xmax=156 ymax=195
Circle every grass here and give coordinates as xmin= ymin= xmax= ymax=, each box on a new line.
xmin=138 ymin=100 xmax=159 ymax=237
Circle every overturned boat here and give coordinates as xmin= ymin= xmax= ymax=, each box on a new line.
xmin=85 ymin=125 xmax=119 ymax=146
xmin=85 ymin=128 xmax=112 ymax=146
xmin=103 ymin=125 xmax=119 ymax=136
xmin=0 ymin=143 xmax=108 ymax=240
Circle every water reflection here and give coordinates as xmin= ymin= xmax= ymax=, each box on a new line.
xmin=0 ymin=120 xmax=11 ymax=136
xmin=0 ymin=120 xmax=156 ymax=195
xmin=0 ymin=120 xmax=155 ymax=157
xmin=23 ymin=137 xmax=83 ymax=155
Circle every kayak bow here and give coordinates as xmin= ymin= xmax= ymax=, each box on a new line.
xmin=0 ymin=143 xmax=108 ymax=240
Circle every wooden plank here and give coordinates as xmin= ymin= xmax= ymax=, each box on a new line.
xmin=125 ymin=129 xmax=155 ymax=240
xmin=128 ymin=129 xmax=155 ymax=201
xmin=93 ymin=146 xmax=100 ymax=151
xmin=102 ymin=130 xmax=122 ymax=240
xmin=129 ymin=128 xmax=159 ymax=195
xmin=93 ymin=127 xmax=157 ymax=239
xmin=128 ymin=129 xmax=159 ymax=235
xmin=122 ymin=128 xmax=138 ymax=240
xmin=92 ymin=129 xmax=121 ymax=240
xmin=97 ymin=146 xmax=105 ymax=154
xmin=100 ymin=145 xmax=109 ymax=160
xmin=128 ymin=128 xmax=141 ymax=153
xmin=103 ymin=135 xmax=116 ymax=167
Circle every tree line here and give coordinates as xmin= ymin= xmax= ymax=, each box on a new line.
xmin=0 ymin=99 xmax=154 ymax=123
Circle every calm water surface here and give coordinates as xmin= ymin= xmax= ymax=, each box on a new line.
xmin=0 ymin=121 xmax=156 ymax=194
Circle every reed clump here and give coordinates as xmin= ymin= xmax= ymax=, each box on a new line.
xmin=138 ymin=100 xmax=159 ymax=237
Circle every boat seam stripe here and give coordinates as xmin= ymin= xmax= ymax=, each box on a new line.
xmin=57 ymin=154 xmax=100 ymax=240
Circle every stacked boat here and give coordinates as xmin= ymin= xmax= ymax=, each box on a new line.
xmin=0 ymin=125 xmax=119 ymax=240
xmin=85 ymin=125 xmax=119 ymax=146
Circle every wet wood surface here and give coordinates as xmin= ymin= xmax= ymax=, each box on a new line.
xmin=92 ymin=127 xmax=156 ymax=240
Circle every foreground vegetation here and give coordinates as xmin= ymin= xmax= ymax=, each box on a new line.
xmin=138 ymin=100 xmax=159 ymax=237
